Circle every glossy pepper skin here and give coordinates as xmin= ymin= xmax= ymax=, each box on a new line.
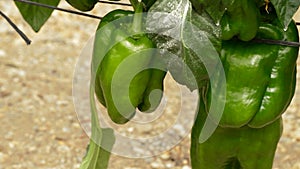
xmin=189 ymin=0 xmax=261 ymax=41
xmin=138 ymin=68 xmax=166 ymax=113
xmin=66 ymin=0 xmax=98 ymax=11
xmin=220 ymin=0 xmax=260 ymax=41
xmin=191 ymin=96 xmax=283 ymax=169
xmin=93 ymin=9 xmax=166 ymax=124
xmin=191 ymin=13 xmax=299 ymax=169
xmin=206 ymin=19 xmax=299 ymax=128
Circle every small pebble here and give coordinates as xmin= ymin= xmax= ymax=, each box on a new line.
xmin=62 ymin=127 xmax=70 ymax=133
xmin=151 ymin=162 xmax=160 ymax=168
xmin=4 ymin=131 xmax=13 ymax=140
xmin=139 ymin=124 xmax=152 ymax=133
xmin=0 ymin=50 xmax=6 ymax=57
xmin=173 ymin=124 xmax=185 ymax=136
xmin=182 ymin=165 xmax=191 ymax=169
xmin=0 ymin=152 xmax=7 ymax=163
xmin=150 ymin=161 xmax=164 ymax=169
xmin=56 ymin=100 xmax=69 ymax=106
xmin=183 ymin=159 xmax=189 ymax=165
xmin=127 ymin=127 xmax=134 ymax=133
xmin=165 ymin=161 xmax=175 ymax=168
xmin=160 ymin=152 xmax=170 ymax=160
xmin=57 ymin=145 xmax=70 ymax=152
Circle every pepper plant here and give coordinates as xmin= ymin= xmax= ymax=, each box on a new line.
xmin=8 ymin=0 xmax=300 ymax=168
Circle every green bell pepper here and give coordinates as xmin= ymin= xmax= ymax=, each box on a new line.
xmin=138 ymin=68 xmax=166 ymax=113
xmin=191 ymin=6 xmax=299 ymax=169
xmin=206 ymin=18 xmax=298 ymax=128
xmin=93 ymin=5 xmax=166 ymax=124
xmin=220 ymin=0 xmax=261 ymax=41
xmin=191 ymin=97 xmax=283 ymax=169
xmin=189 ymin=0 xmax=261 ymax=41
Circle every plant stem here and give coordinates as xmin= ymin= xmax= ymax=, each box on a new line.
xmin=132 ymin=0 xmax=143 ymax=34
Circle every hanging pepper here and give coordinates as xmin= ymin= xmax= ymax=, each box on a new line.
xmin=190 ymin=0 xmax=261 ymax=41
xmin=191 ymin=97 xmax=283 ymax=169
xmin=191 ymin=5 xmax=299 ymax=169
xmin=206 ymin=17 xmax=299 ymax=128
xmin=92 ymin=4 xmax=166 ymax=124
xmin=220 ymin=0 xmax=261 ymax=41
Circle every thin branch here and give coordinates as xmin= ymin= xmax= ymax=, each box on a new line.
xmin=0 ymin=10 xmax=31 ymax=45
xmin=252 ymin=38 xmax=300 ymax=47
xmin=14 ymin=0 xmax=102 ymax=20
xmin=8 ymin=0 xmax=300 ymax=47
xmin=98 ymin=0 xmax=132 ymax=6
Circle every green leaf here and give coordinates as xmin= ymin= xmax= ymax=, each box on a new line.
xmin=189 ymin=0 xmax=227 ymax=24
xmin=271 ymin=0 xmax=300 ymax=29
xmin=14 ymin=0 xmax=60 ymax=32
xmin=146 ymin=0 xmax=221 ymax=91
xmin=66 ymin=0 xmax=98 ymax=12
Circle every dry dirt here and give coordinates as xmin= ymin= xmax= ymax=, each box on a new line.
xmin=0 ymin=0 xmax=300 ymax=169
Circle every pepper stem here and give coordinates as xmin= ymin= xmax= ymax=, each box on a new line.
xmin=131 ymin=0 xmax=143 ymax=33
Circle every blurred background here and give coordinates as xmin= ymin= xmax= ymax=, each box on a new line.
xmin=0 ymin=0 xmax=300 ymax=168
